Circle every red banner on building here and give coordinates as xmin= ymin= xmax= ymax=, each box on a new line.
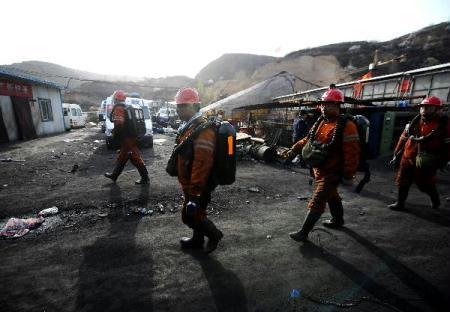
xmin=0 ymin=79 xmax=33 ymax=98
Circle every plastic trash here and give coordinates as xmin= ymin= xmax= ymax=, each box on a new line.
xmin=38 ymin=206 xmax=59 ymax=217
xmin=0 ymin=217 xmax=44 ymax=238
xmin=248 ymin=187 xmax=260 ymax=193
xmin=290 ymin=289 xmax=301 ymax=298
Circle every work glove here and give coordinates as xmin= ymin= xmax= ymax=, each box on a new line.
xmin=186 ymin=195 xmax=201 ymax=215
xmin=282 ymin=149 xmax=295 ymax=160
xmin=186 ymin=201 xmax=197 ymax=215
xmin=388 ymin=155 xmax=397 ymax=167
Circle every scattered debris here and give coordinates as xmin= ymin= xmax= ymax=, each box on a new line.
xmin=297 ymin=196 xmax=308 ymax=200
xmin=275 ymin=194 xmax=281 ymax=198
xmin=266 ymin=196 xmax=271 ymax=200
xmin=63 ymin=138 xmax=81 ymax=143
xmin=0 ymin=217 xmax=44 ymax=238
xmin=266 ymin=235 xmax=272 ymax=239
xmin=163 ymin=127 xmax=177 ymax=135
xmin=133 ymin=207 xmax=152 ymax=216
xmin=98 ymin=212 xmax=109 ymax=218
xmin=359 ymin=211 xmax=365 ymax=216
xmin=154 ymin=139 xmax=167 ymax=145
xmin=446 ymin=197 xmax=450 ymax=202
xmin=248 ymin=187 xmax=260 ymax=193
xmin=93 ymin=140 xmax=103 ymax=144
xmin=86 ymin=122 xmax=97 ymax=128
xmin=38 ymin=206 xmax=59 ymax=217
xmin=157 ymin=203 xmax=165 ymax=214
xmin=1 ymin=158 xmax=26 ymax=162
xmin=245 ymin=200 xmax=250 ymax=204
xmin=3 ymin=184 xmax=8 ymax=188
xmin=70 ymin=164 xmax=79 ymax=173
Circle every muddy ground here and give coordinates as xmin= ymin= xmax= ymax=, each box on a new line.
xmin=1 ymin=127 xmax=449 ymax=312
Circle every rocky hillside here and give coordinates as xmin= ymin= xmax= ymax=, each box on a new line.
xmin=196 ymin=54 xmax=277 ymax=82
xmin=2 ymin=22 xmax=449 ymax=108
xmin=197 ymin=22 xmax=450 ymax=103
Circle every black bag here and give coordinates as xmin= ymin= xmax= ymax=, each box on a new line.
xmin=166 ymin=118 xmax=237 ymax=186
xmin=110 ymin=105 xmax=146 ymax=138
xmin=166 ymin=152 xmax=178 ymax=176
xmin=212 ymin=120 xmax=236 ymax=185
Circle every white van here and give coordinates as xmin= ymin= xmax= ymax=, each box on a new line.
xmin=103 ymin=95 xmax=153 ymax=149
xmin=63 ymin=103 xmax=86 ymax=129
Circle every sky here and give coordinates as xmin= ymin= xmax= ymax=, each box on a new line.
xmin=0 ymin=0 xmax=449 ymax=78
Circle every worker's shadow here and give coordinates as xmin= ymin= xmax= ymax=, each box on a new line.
xmin=362 ymin=189 xmax=450 ymax=227
xmin=299 ymin=242 xmax=423 ymax=312
xmin=300 ymin=228 xmax=450 ymax=312
xmin=75 ymin=184 xmax=154 ymax=312
xmin=338 ymin=227 xmax=450 ymax=311
xmin=185 ymin=250 xmax=248 ymax=312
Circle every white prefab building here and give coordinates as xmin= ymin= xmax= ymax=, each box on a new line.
xmin=0 ymin=66 xmax=66 ymax=143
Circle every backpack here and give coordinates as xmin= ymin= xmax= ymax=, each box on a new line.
xmin=124 ymin=105 xmax=146 ymax=138
xmin=346 ymin=114 xmax=371 ymax=193
xmin=166 ymin=117 xmax=237 ymax=186
xmin=110 ymin=104 xmax=146 ymax=138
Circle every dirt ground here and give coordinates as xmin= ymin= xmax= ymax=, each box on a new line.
xmin=1 ymin=127 xmax=449 ymax=312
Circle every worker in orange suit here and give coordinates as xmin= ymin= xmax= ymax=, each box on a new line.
xmin=104 ymin=90 xmax=149 ymax=185
xmin=172 ymin=87 xmax=223 ymax=254
xmin=284 ymin=87 xmax=360 ymax=242
xmin=388 ymin=96 xmax=450 ymax=210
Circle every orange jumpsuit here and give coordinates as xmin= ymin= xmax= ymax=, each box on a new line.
xmin=176 ymin=116 xmax=216 ymax=227
xmin=394 ymin=115 xmax=450 ymax=190
xmin=112 ymin=104 xmax=145 ymax=168
xmin=292 ymin=116 xmax=360 ymax=213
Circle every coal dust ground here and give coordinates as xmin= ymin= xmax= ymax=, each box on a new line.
xmin=1 ymin=127 xmax=449 ymax=312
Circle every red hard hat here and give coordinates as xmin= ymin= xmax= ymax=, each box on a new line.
xmin=175 ymin=87 xmax=200 ymax=105
xmin=113 ymin=90 xmax=126 ymax=102
xmin=419 ymin=96 xmax=443 ymax=107
xmin=321 ymin=88 xmax=344 ymax=103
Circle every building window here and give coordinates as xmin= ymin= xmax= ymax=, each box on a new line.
xmin=39 ymin=98 xmax=53 ymax=121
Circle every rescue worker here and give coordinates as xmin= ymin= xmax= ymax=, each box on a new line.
xmin=388 ymin=96 xmax=450 ymax=210
xmin=284 ymin=87 xmax=360 ymax=242
xmin=292 ymin=110 xmax=313 ymax=143
xmin=104 ymin=90 xmax=150 ymax=184
xmin=173 ymin=87 xmax=223 ymax=254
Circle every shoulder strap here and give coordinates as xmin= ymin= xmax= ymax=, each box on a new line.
xmin=172 ymin=120 xmax=216 ymax=156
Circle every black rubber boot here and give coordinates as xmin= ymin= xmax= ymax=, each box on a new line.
xmin=201 ymin=219 xmax=223 ymax=254
xmin=104 ymin=162 xmax=126 ymax=182
xmin=180 ymin=229 xmax=205 ymax=249
xmin=425 ymin=186 xmax=440 ymax=209
xmin=323 ymin=201 xmax=344 ymax=228
xmin=135 ymin=165 xmax=150 ymax=185
xmin=289 ymin=210 xmax=322 ymax=242
xmin=388 ymin=186 xmax=409 ymax=211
